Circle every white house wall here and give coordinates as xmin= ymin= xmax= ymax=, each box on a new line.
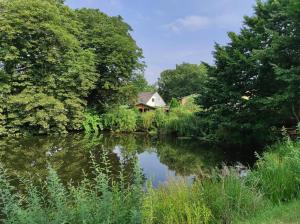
xmin=146 ymin=92 xmax=166 ymax=107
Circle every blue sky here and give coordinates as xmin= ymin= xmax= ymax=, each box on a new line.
xmin=65 ymin=0 xmax=256 ymax=83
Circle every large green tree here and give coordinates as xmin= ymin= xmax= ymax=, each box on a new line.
xmin=0 ymin=0 xmax=144 ymax=136
xmin=74 ymin=9 xmax=144 ymax=110
xmin=158 ymin=63 xmax=207 ymax=102
xmin=198 ymin=0 xmax=300 ymax=146
xmin=0 ymin=0 xmax=98 ymax=135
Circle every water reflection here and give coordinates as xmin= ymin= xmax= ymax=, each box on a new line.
xmin=0 ymin=133 xmax=225 ymax=187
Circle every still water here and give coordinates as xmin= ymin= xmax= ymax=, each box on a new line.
xmin=0 ymin=133 xmax=255 ymax=187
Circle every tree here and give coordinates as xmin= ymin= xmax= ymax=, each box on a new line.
xmin=158 ymin=63 xmax=207 ymax=102
xmin=0 ymin=0 xmax=144 ymax=136
xmin=131 ymin=73 xmax=157 ymax=93
xmin=198 ymin=0 xmax=300 ymax=146
xmin=0 ymin=0 xmax=98 ymax=135
xmin=74 ymin=9 xmax=144 ymax=110
xmin=115 ymin=73 xmax=157 ymax=106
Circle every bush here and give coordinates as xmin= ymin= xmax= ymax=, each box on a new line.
xmin=83 ymin=111 xmax=103 ymax=134
xmin=137 ymin=109 xmax=168 ymax=133
xmin=165 ymin=107 xmax=200 ymax=137
xmin=102 ymin=106 xmax=138 ymax=132
xmin=143 ymin=180 xmax=211 ymax=224
xmin=154 ymin=108 xmax=167 ymax=130
xmin=247 ymin=140 xmax=300 ymax=203
xmin=169 ymin=98 xmax=180 ymax=109
xmin=139 ymin=111 xmax=156 ymax=132
xmin=201 ymin=170 xmax=266 ymax=223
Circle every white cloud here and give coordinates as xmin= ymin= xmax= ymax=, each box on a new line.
xmin=165 ymin=12 xmax=246 ymax=33
xmin=166 ymin=15 xmax=210 ymax=32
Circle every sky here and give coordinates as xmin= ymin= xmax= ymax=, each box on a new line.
xmin=65 ymin=0 xmax=256 ymax=83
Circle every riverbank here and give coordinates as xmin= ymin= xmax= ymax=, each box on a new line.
xmin=0 ymin=139 xmax=299 ymax=223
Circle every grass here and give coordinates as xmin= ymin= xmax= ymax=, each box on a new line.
xmin=247 ymin=139 xmax=300 ymax=203
xmin=237 ymin=200 xmax=300 ymax=224
xmin=142 ymin=179 xmax=211 ymax=224
xmin=201 ymin=169 xmax=267 ymax=223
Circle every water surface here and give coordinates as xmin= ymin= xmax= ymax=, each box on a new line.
xmin=0 ymin=133 xmax=254 ymax=187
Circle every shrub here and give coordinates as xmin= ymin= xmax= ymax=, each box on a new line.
xmin=247 ymin=140 xmax=300 ymax=203
xmin=83 ymin=111 xmax=103 ymax=134
xmin=169 ymin=98 xmax=180 ymax=109
xmin=102 ymin=106 xmax=138 ymax=132
xmin=143 ymin=179 xmax=211 ymax=224
xmin=201 ymin=170 xmax=266 ymax=223
xmin=165 ymin=107 xmax=199 ymax=137
xmin=154 ymin=108 xmax=167 ymax=130
xmin=139 ymin=111 xmax=156 ymax=132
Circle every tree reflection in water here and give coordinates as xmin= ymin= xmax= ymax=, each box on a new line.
xmin=0 ymin=133 xmax=227 ymax=187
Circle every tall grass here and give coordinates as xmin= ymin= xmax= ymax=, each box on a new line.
xmin=0 ymin=156 xmax=143 ymax=224
xmin=247 ymin=140 xmax=300 ymax=203
xmin=143 ymin=179 xmax=211 ymax=224
xmin=201 ymin=169 xmax=266 ymax=223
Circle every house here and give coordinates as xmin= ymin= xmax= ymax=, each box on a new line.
xmin=136 ymin=92 xmax=167 ymax=112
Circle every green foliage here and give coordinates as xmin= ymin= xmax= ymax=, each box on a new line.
xmin=169 ymin=98 xmax=180 ymax=109
xmin=0 ymin=0 xmax=98 ymax=135
xmin=139 ymin=111 xmax=156 ymax=132
xmin=83 ymin=112 xmax=103 ymax=134
xmin=154 ymin=109 xmax=167 ymax=130
xmin=143 ymin=180 xmax=212 ymax=224
xmin=165 ymin=107 xmax=200 ymax=137
xmin=131 ymin=74 xmax=157 ymax=93
xmin=0 ymin=0 xmax=143 ymax=136
xmin=158 ymin=63 xmax=208 ymax=102
xmin=7 ymin=91 xmax=69 ymax=134
xmin=102 ymin=106 xmax=138 ymax=132
xmin=75 ymin=8 xmax=144 ymax=109
xmin=95 ymin=100 xmax=202 ymax=137
xmin=198 ymin=0 xmax=300 ymax=146
xmin=201 ymin=170 xmax=266 ymax=223
xmin=247 ymin=140 xmax=300 ymax=203
xmin=0 ymin=158 xmax=143 ymax=224
xmin=237 ymin=200 xmax=300 ymax=224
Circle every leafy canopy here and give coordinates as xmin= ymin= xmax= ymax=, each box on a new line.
xmin=158 ymin=63 xmax=207 ymax=102
xmin=0 ymin=0 xmax=143 ymax=135
xmin=198 ymin=0 xmax=300 ymax=146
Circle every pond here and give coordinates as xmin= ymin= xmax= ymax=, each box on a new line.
xmin=0 ymin=133 xmax=256 ymax=187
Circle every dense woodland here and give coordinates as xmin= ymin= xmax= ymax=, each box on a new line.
xmin=0 ymin=0 xmax=300 ymax=149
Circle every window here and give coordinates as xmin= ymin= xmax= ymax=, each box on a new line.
xmin=152 ymin=98 xmax=155 ymax=102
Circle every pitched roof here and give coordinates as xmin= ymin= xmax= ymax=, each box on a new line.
xmin=137 ymin=92 xmax=155 ymax=104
